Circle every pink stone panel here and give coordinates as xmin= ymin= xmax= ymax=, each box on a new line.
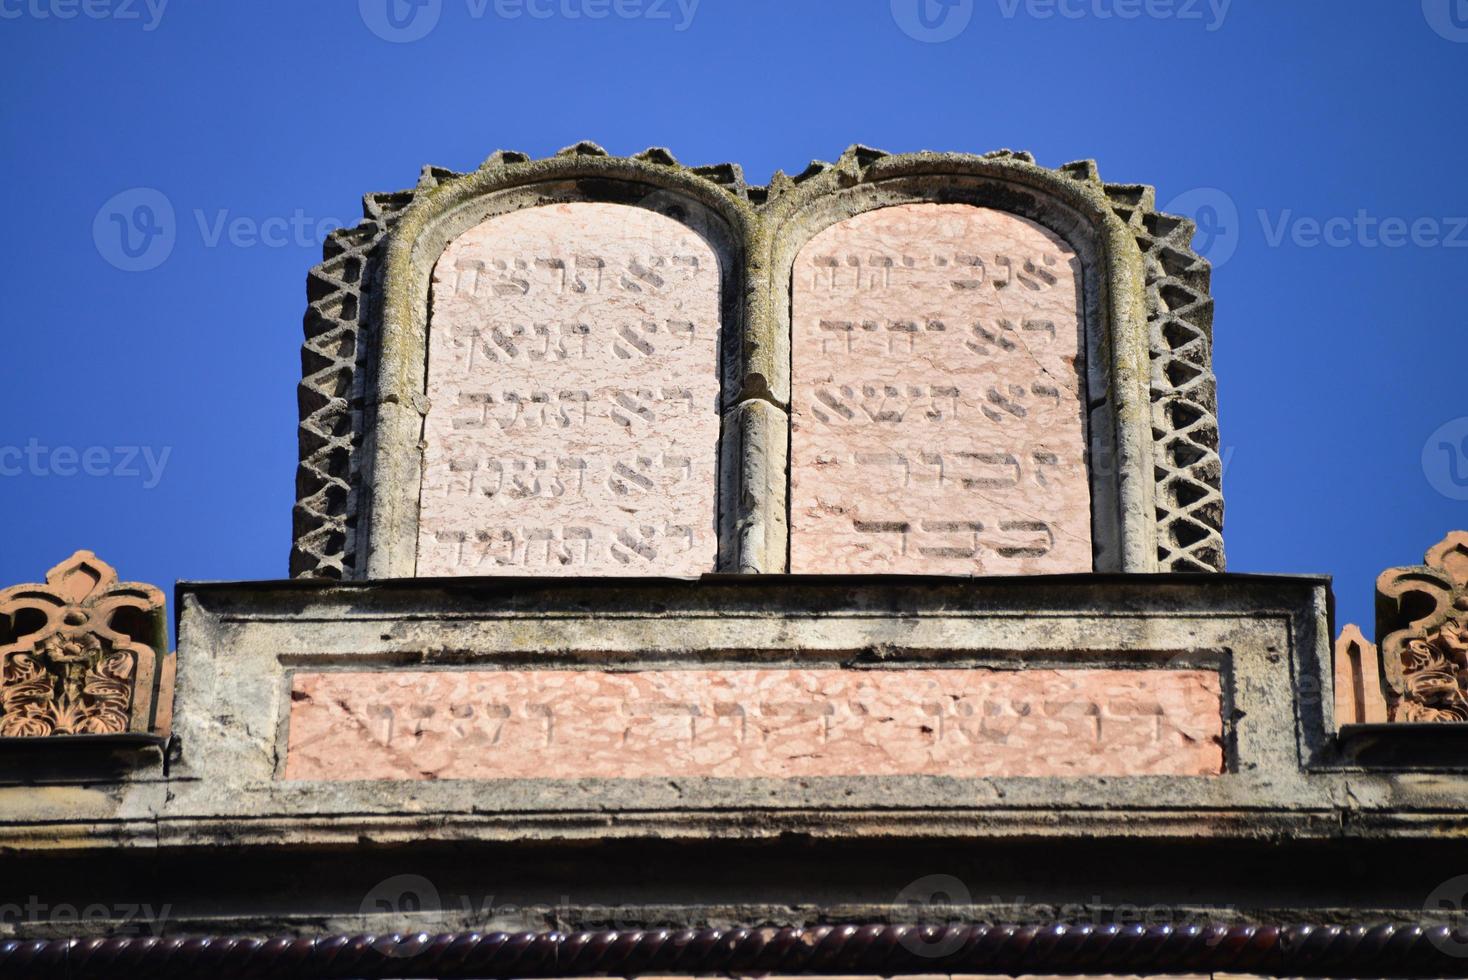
xmin=283 ymin=668 xmax=1223 ymax=781
xmin=417 ymin=202 xmax=722 ymax=577
xmin=790 ymin=204 xmax=1092 ymax=575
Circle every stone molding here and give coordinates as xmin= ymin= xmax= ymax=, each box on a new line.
xmin=291 ymin=143 xmax=1224 ymax=579
xmin=142 ymin=573 xmax=1337 ymax=850
xmin=0 ymin=551 xmax=171 ymax=738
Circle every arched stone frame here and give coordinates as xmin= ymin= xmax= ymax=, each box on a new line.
xmin=751 ymin=149 xmax=1157 ymax=573
xmin=362 ymin=149 xmax=755 ymax=579
xmin=294 ymin=145 xmax=1221 ymax=579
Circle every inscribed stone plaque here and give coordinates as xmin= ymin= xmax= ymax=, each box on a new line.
xmin=416 ymin=203 xmax=722 ymax=576
xmin=283 ymin=667 xmax=1223 ymax=781
xmin=790 ymin=204 xmax=1091 ymax=574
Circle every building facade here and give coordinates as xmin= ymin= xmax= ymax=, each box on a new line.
xmin=1 ymin=145 xmax=1463 ymax=979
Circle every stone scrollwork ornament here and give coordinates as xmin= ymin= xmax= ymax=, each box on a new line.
xmin=0 ymin=551 xmax=172 ymax=738
xmin=1377 ymin=532 xmax=1468 ymax=722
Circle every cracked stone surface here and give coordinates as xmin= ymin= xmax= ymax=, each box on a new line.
xmin=789 ymin=203 xmax=1092 ymax=575
xmin=283 ymin=667 xmax=1223 ymax=781
xmin=416 ymin=202 xmax=723 ymax=577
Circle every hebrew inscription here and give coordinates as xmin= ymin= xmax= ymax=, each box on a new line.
xmin=417 ymin=203 xmax=722 ymax=576
xmin=284 ymin=667 xmax=1224 ymax=781
xmin=790 ymin=204 xmax=1091 ymax=574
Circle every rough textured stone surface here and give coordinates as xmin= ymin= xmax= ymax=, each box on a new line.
xmin=295 ymin=144 xmax=1225 ymax=578
xmin=132 ymin=573 xmax=1351 ymax=854
xmin=416 ymin=203 xmax=722 ymax=577
xmin=283 ymin=666 xmax=1222 ymax=781
xmin=789 ymin=204 xmax=1090 ymax=574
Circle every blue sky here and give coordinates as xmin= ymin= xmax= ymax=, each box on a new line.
xmin=1 ymin=0 xmax=1465 ymax=637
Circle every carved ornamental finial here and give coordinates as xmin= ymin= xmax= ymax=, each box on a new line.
xmin=0 ymin=551 xmax=172 ymax=738
xmin=1377 ymin=532 xmax=1468 ymax=721
xmin=1337 ymin=532 xmax=1468 ymax=724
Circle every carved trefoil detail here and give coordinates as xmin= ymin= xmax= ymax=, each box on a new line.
xmin=1378 ymin=532 xmax=1468 ymax=722
xmin=0 ymin=551 xmax=172 ymax=738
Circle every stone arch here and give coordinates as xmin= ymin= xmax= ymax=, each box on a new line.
xmin=365 ymin=146 xmax=753 ymax=578
xmin=755 ymin=148 xmax=1155 ymax=573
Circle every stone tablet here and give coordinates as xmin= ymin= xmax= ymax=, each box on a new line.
xmin=416 ymin=202 xmax=722 ymax=576
xmin=790 ymin=203 xmax=1092 ymax=574
xmin=283 ymin=667 xmax=1223 ymax=781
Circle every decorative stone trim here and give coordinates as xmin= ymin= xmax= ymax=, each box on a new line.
xmin=1377 ymin=531 xmax=1468 ymax=721
xmin=1335 ymin=531 xmax=1468 ymax=722
xmin=1333 ymin=623 xmax=1388 ymax=725
xmin=292 ymin=143 xmax=1225 ymax=578
xmin=291 ymin=186 xmax=418 ymax=579
xmin=3 ymin=923 xmax=1466 ymax=980
xmin=0 ymin=551 xmax=171 ymax=738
